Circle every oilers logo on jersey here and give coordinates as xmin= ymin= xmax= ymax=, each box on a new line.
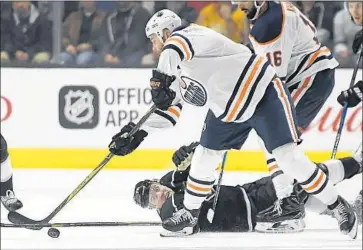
xmin=180 ymin=76 xmax=208 ymax=106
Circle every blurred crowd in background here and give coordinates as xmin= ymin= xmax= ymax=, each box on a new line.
xmin=0 ymin=1 xmax=362 ymax=68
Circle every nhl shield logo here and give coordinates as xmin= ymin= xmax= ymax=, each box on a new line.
xmin=59 ymin=86 xmax=99 ymax=129
xmin=64 ymin=90 xmax=94 ymax=125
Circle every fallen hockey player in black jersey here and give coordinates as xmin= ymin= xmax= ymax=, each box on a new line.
xmin=133 ymin=143 xmax=362 ymax=235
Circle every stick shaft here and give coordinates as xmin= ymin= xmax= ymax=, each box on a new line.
xmin=43 ymin=104 xmax=157 ymax=222
xmin=211 ymin=152 xmax=228 ymax=212
xmin=1 ymin=221 xmax=161 ymax=228
xmin=331 ymin=50 xmax=362 ymax=159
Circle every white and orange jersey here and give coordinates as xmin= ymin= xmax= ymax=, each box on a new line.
xmin=155 ymin=24 xmax=276 ymax=123
xmin=249 ymin=2 xmax=339 ymax=87
xmin=141 ymin=103 xmax=183 ymax=133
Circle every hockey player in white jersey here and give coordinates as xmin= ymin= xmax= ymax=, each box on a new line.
xmin=108 ymin=10 xmax=358 ymax=238
xmin=0 ymin=134 xmax=23 ymax=211
xmin=232 ymin=1 xmax=362 ymax=229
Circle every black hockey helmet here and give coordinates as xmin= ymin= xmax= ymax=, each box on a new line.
xmin=133 ymin=179 xmax=158 ymax=208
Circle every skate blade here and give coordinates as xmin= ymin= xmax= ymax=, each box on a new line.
xmin=160 ymin=227 xmax=194 ymax=237
xmin=255 ymin=219 xmax=305 ymax=234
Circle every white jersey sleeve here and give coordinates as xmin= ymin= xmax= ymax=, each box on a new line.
xmin=157 ymin=28 xmax=196 ymax=104
xmin=141 ymin=103 xmax=183 ymax=133
xmin=141 ymin=31 xmax=194 ymax=134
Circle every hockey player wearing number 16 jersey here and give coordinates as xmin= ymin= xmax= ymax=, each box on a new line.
xmin=232 ymin=1 xmax=358 ymax=228
xmin=108 ymin=9 xmax=357 ymax=238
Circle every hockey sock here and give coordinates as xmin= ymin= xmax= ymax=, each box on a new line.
xmin=273 ymin=143 xmax=338 ymax=206
xmin=183 ymin=146 xmax=222 ymax=210
xmin=299 ymin=166 xmax=338 ymax=206
xmin=304 ymin=195 xmax=327 ymax=214
xmin=267 ymin=158 xmax=294 ymax=199
xmin=184 ymin=175 xmax=214 ymax=210
xmin=319 ymin=157 xmax=361 ymax=185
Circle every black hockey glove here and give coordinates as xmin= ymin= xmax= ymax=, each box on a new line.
xmin=337 ymin=80 xmax=363 ymax=108
xmin=172 ymin=142 xmax=199 ymax=170
xmin=159 ymin=170 xmax=188 ymax=193
xmin=150 ymin=70 xmax=176 ymax=110
xmin=352 ymin=29 xmax=363 ymax=54
xmin=108 ymin=122 xmax=148 ymax=156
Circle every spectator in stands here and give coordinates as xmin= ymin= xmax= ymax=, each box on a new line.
xmin=333 ymin=4 xmax=362 ymax=67
xmin=0 ymin=1 xmax=52 ymax=64
xmin=196 ymin=2 xmax=246 ymax=43
xmin=99 ymin=1 xmax=151 ymax=67
xmin=296 ymin=1 xmax=340 ymax=47
xmin=153 ymin=1 xmax=198 ymax=25
xmin=61 ymin=0 xmax=105 ymax=65
xmin=346 ymin=1 xmax=362 ymax=55
xmin=36 ymin=1 xmax=53 ymax=21
xmin=63 ymin=1 xmax=80 ymax=21
xmin=187 ymin=1 xmax=211 ymax=13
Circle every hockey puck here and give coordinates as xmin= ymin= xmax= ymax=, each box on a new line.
xmin=47 ymin=228 xmax=60 ymax=238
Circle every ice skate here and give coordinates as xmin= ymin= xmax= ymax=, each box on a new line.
xmin=328 ymin=196 xmax=358 ymax=239
xmin=161 ymin=208 xmax=199 ymax=237
xmin=352 ymin=190 xmax=362 ymax=225
xmin=1 ymin=190 xmax=23 ymax=212
xmin=256 ymin=195 xmax=305 ymax=233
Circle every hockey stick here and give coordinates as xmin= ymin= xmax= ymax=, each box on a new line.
xmin=331 ymin=48 xmax=363 ymax=159
xmin=1 ymin=221 xmax=161 ymax=228
xmin=207 ymin=151 xmax=228 ymax=223
xmin=7 ymin=105 xmax=158 ymax=229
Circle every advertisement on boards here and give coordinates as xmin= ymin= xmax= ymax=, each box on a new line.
xmin=0 ymin=68 xmax=361 ymax=169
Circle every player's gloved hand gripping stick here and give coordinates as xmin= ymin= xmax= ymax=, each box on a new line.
xmin=7 ymin=105 xmax=158 ymax=230
xmin=331 ymin=47 xmax=363 ymax=159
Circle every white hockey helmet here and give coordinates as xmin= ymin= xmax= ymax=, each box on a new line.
xmin=145 ymin=9 xmax=182 ymax=42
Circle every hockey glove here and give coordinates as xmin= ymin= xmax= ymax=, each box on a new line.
xmin=159 ymin=170 xmax=188 ymax=193
xmin=352 ymin=29 xmax=363 ymax=54
xmin=150 ymin=70 xmax=176 ymax=110
xmin=108 ymin=122 xmax=148 ymax=156
xmin=337 ymin=80 xmax=363 ymax=108
xmin=172 ymin=142 xmax=199 ymax=170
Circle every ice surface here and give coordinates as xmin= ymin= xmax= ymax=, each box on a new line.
xmin=1 ymin=169 xmax=362 ymax=250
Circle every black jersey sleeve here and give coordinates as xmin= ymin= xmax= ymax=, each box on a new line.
xmin=159 ymin=169 xmax=190 ymax=193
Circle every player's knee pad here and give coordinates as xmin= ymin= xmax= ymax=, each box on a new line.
xmin=0 ymin=134 xmax=9 ymax=164
xmin=189 ymin=145 xmax=225 ymax=182
xmin=272 ymin=143 xmax=317 ymax=183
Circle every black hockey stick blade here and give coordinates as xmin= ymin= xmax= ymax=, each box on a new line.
xmin=1 ymin=221 xmax=161 ymax=228
xmin=7 ymin=212 xmax=43 ymax=230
